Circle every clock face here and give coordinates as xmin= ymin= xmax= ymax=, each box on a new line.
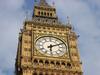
xmin=35 ymin=36 xmax=67 ymax=57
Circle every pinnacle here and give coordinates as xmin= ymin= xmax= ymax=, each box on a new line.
xmin=39 ymin=0 xmax=49 ymax=6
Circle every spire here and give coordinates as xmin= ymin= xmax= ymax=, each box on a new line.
xmin=67 ymin=16 xmax=72 ymax=29
xmin=67 ymin=16 xmax=71 ymax=24
xmin=25 ymin=11 xmax=28 ymax=20
xmin=67 ymin=16 xmax=75 ymax=30
xmin=39 ymin=0 xmax=49 ymax=6
xmin=52 ymin=1 xmax=55 ymax=6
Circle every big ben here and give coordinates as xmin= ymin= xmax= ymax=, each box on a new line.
xmin=15 ymin=0 xmax=83 ymax=75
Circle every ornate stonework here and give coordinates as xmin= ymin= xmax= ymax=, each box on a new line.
xmin=15 ymin=0 xmax=83 ymax=75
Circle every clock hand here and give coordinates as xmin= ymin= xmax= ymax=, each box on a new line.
xmin=50 ymin=47 xmax=53 ymax=55
xmin=48 ymin=43 xmax=63 ymax=53
xmin=48 ymin=43 xmax=63 ymax=48
xmin=48 ymin=44 xmax=53 ymax=48
xmin=50 ymin=45 xmax=52 ymax=51
xmin=48 ymin=44 xmax=53 ymax=54
xmin=52 ymin=43 xmax=63 ymax=47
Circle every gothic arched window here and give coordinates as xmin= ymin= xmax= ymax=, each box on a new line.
xmin=45 ymin=60 xmax=49 ymax=65
xmin=38 ymin=11 xmax=40 ymax=15
xmin=34 ymin=59 xmax=38 ymax=64
xmin=44 ymin=12 xmax=46 ymax=16
xmin=41 ymin=12 xmax=43 ymax=15
xmin=33 ymin=72 xmax=37 ymax=75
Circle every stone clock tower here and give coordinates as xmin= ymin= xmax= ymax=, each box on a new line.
xmin=15 ymin=0 xmax=83 ymax=75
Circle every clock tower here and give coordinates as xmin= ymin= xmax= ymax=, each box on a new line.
xmin=15 ymin=0 xmax=83 ymax=75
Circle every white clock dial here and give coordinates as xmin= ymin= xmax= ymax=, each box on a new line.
xmin=35 ymin=36 xmax=67 ymax=57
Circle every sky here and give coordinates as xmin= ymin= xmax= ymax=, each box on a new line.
xmin=0 ymin=0 xmax=100 ymax=75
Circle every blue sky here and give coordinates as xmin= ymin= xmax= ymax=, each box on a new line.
xmin=0 ymin=0 xmax=100 ymax=75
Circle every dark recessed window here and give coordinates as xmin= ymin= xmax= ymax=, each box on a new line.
xmin=33 ymin=72 xmax=37 ymax=75
xmin=50 ymin=13 xmax=52 ymax=16
xmin=44 ymin=12 xmax=46 ymax=16
xmin=41 ymin=12 xmax=43 ymax=15
xmin=45 ymin=60 xmax=49 ymax=64
xmin=38 ymin=11 xmax=40 ymax=15
xmin=53 ymin=9 xmax=55 ymax=11
xmin=39 ymin=72 xmax=43 ymax=75
xmin=43 ymin=27 xmax=46 ymax=29
xmin=39 ymin=60 xmax=43 ymax=63
xmin=67 ymin=63 xmax=71 ymax=67
xmin=47 ymin=13 xmax=49 ymax=16
xmin=51 ymin=61 xmax=55 ymax=65
xmin=53 ymin=20 xmax=55 ymax=23
xmin=62 ymin=62 xmax=65 ymax=66
xmin=56 ymin=62 xmax=60 ymax=65
xmin=51 ymin=73 xmax=54 ymax=75
xmin=34 ymin=59 xmax=38 ymax=63
xmin=45 ymin=73 xmax=48 ymax=75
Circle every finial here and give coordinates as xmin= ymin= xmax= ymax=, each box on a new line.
xmin=52 ymin=1 xmax=55 ymax=6
xmin=25 ymin=10 xmax=31 ymax=21
xmin=40 ymin=0 xmax=46 ymax=4
xmin=25 ymin=11 xmax=28 ymax=20
xmin=67 ymin=16 xmax=71 ymax=24
xmin=67 ymin=16 xmax=73 ymax=30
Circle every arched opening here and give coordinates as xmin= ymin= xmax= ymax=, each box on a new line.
xmin=39 ymin=60 xmax=43 ymax=63
xmin=45 ymin=60 xmax=49 ymax=65
xmin=45 ymin=73 xmax=48 ymax=75
xmin=34 ymin=59 xmax=38 ymax=64
xmin=38 ymin=11 xmax=40 ymax=15
xmin=39 ymin=60 xmax=43 ymax=65
xmin=47 ymin=13 xmax=49 ymax=16
xmin=51 ymin=61 xmax=55 ymax=65
xmin=56 ymin=61 xmax=60 ymax=65
xmin=41 ymin=12 xmax=43 ymax=16
xmin=51 ymin=73 xmax=54 ymax=75
xmin=50 ymin=13 xmax=52 ymax=17
xmin=44 ymin=12 xmax=46 ymax=16
xmin=62 ymin=62 xmax=66 ymax=66
xmin=67 ymin=63 xmax=71 ymax=68
xmin=33 ymin=72 xmax=37 ymax=75
xmin=39 ymin=72 xmax=43 ymax=75
xmin=53 ymin=20 xmax=55 ymax=23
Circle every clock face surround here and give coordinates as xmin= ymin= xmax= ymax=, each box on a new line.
xmin=35 ymin=36 xmax=67 ymax=57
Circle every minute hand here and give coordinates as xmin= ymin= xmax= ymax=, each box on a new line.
xmin=52 ymin=43 xmax=64 ymax=47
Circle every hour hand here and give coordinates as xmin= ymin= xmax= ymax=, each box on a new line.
xmin=48 ymin=44 xmax=53 ymax=54
xmin=50 ymin=48 xmax=53 ymax=55
xmin=48 ymin=44 xmax=53 ymax=48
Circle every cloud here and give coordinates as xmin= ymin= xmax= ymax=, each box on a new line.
xmin=0 ymin=0 xmax=25 ymax=10
xmin=0 ymin=70 xmax=5 ymax=75
xmin=86 ymin=0 xmax=100 ymax=9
